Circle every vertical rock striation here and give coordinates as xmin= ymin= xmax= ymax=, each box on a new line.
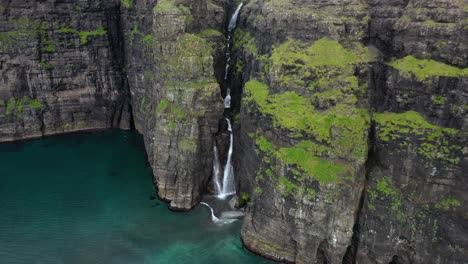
xmin=355 ymin=1 xmax=468 ymax=263
xmin=233 ymin=0 xmax=467 ymax=263
xmin=234 ymin=0 xmax=373 ymax=262
xmin=0 ymin=0 xmax=130 ymax=142
xmin=121 ymin=0 xmax=227 ymax=210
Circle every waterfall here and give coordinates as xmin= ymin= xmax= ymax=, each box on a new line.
xmin=200 ymin=202 xmax=220 ymax=222
xmin=228 ymin=3 xmax=244 ymax=32
xmin=212 ymin=1 xmax=243 ymax=201
xmin=200 ymin=202 xmax=237 ymax=224
xmin=224 ymin=64 xmax=230 ymax=80
xmin=218 ymin=118 xmax=235 ymax=199
xmin=212 ymin=145 xmax=222 ymax=195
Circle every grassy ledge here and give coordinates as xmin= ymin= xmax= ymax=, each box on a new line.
xmin=388 ymin=55 xmax=468 ymax=81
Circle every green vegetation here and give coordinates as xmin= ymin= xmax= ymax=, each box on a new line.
xmin=388 ymin=56 xmax=468 ymax=81
xmin=142 ymin=34 xmax=154 ymax=48
xmin=29 ymin=99 xmax=42 ymax=109
xmin=368 ymin=177 xmax=403 ymax=217
xmin=253 ymin=134 xmax=347 ymax=185
xmin=235 ymin=193 xmax=250 ymax=208
xmin=0 ymin=18 xmax=40 ymax=51
xmin=154 ymin=0 xmax=180 ymax=13
xmin=121 ymin=0 xmax=133 ymax=9
xmin=57 ymin=26 xmax=107 ymax=45
xmin=39 ymin=61 xmax=54 ymax=70
xmin=244 ymin=80 xmax=369 ymax=161
xmin=432 ymin=95 xmax=446 ymax=105
xmin=6 ymin=98 xmax=16 ymax=115
xmin=197 ymin=29 xmax=224 ymax=39
xmin=268 ymin=38 xmax=373 ymax=92
xmin=375 ymin=111 xmax=462 ymax=165
xmin=79 ymin=26 xmax=107 ymax=45
xmin=244 ymin=38 xmax=374 ymax=198
xmin=179 ymin=138 xmax=197 ymax=153
xmin=156 ymin=98 xmax=187 ymax=129
xmin=233 ymin=29 xmax=257 ymax=54
xmin=271 ymin=38 xmax=372 ymax=68
xmin=160 ymin=33 xmax=213 ymax=80
xmin=254 ymin=186 xmax=263 ymax=196
xmin=129 ymin=24 xmax=154 ymax=47
xmin=435 ymin=198 xmax=461 ymax=210
xmin=156 ymin=99 xmax=170 ymax=114
xmin=3 ymin=96 xmax=42 ymax=116
xmin=57 ymin=28 xmax=79 ymax=34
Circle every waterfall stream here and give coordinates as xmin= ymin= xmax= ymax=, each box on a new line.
xmin=205 ymin=2 xmax=244 ymax=223
xmin=228 ymin=3 xmax=244 ymax=32
xmin=212 ymin=2 xmax=243 ymax=201
xmin=200 ymin=202 xmax=237 ymax=225
xmin=219 ymin=118 xmax=235 ymax=199
xmin=213 ymin=145 xmax=222 ymax=195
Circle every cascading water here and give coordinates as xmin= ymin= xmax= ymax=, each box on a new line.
xmin=212 ymin=2 xmax=243 ymax=200
xmin=219 ymin=118 xmax=235 ymax=199
xmin=204 ymin=1 xmax=244 ymax=223
xmin=200 ymin=202 xmax=237 ymax=225
xmin=223 ymin=2 xmax=244 ymax=88
xmin=212 ymin=145 xmax=222 ymax=195
xmin=228 ymin=3 xmax=244 ymax=32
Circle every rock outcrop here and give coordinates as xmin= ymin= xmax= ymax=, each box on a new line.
xmin=121 ymin=0 xmax=226 ymax=210
xmin=233 ymin=0 xmax=467 ymax=263
xmin=0 ymin=0 xmax=131 ymax=142
xmin=0 ymin=0 xmax=466 ymax=263
xmin=0 ymin=0 xmax=226 ymax=210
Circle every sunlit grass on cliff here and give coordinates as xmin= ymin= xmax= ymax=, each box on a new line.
xmin=389 ymin=55 xmax=468 ymax=81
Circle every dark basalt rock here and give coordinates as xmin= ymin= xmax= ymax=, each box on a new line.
xmin=0 ymin=0 xmax=466 ymax=263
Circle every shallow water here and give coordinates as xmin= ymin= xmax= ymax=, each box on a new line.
xmin=0 ymin=130 xmax=270 ymax=264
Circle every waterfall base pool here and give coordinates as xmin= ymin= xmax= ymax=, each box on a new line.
xmin=0 ymin=130 xmax=270 ymax=264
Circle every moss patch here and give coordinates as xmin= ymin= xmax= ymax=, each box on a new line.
xmin=368 ymin=177 xmax=403 ymax=218
xmin=388 ymin=55 xmax=468 ymax=81
xmin=179 ymin=138 xmax=197 ymax=153
xmin=79 ymin=26 xmax=107 ymax=45
xmin=2 ymin=96 xmax=42 ymax=117
xmin=121 ymin=0 xmax=133 ymax=9
xmin=252 ymin=134 xmax=347 ymax=186
xmin=375 ymin=111 xmax=462 ymax=166
xmin=435 ymin=198 xmax=461 ymax=210
xmin=245 ymin=80 xmax=369 ymax=161
xmin=233 ymin=29 xmax=257 ymax=54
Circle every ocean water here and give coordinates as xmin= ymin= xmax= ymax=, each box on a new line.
xmin=0 ymin=130 xmax=269 ymax=264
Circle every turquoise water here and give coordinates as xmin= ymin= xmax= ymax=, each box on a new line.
xmin=0 ymin=130 xmax=269 ymax=264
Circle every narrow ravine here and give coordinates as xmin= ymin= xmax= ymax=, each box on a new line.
xmin=204 ymin=1 xmax=245 ymax=223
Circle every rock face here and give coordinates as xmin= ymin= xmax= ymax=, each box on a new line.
xmin=355 ymin=1 xmax=468 ymax=263
xmin=120 ymin=0 xmax=226 ymax=210
xmin=0 ymin=0 xmax=131 ymax=141
xmin=0 ymin=0 xmax=466 ymax=263
xmin=0 ymin=0 xmax=226 ymax=211
xmin=233 ymin=0 xmax=467 ymax=263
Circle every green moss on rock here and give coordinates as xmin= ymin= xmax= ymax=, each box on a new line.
xmin=179 ymin=138 xmax=197 ymax=153
xmin=388 ymin=55 xmax=468 ymax=81
xmin=245 ymin=80 xmax=369 ymax=161
xmin=79 ymin=26 xmax=107 ymax=45
xmin=435 ymin=198 xmax=461 ymax=210
xmin=375 ymin=111 xmax=462 ymax=165
xmin=233 ymin=29 xmax=257 ymax=54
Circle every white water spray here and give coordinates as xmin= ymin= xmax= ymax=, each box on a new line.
xmin=200 ymin=202 xmax=237 ymax=224
xmin=212 ymin=145 xmax=222 ymax=195
xmin=218 ymin=118 xmax=235 ymax=199
xmin=228 ymin=3 xmax=244 ymax=32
